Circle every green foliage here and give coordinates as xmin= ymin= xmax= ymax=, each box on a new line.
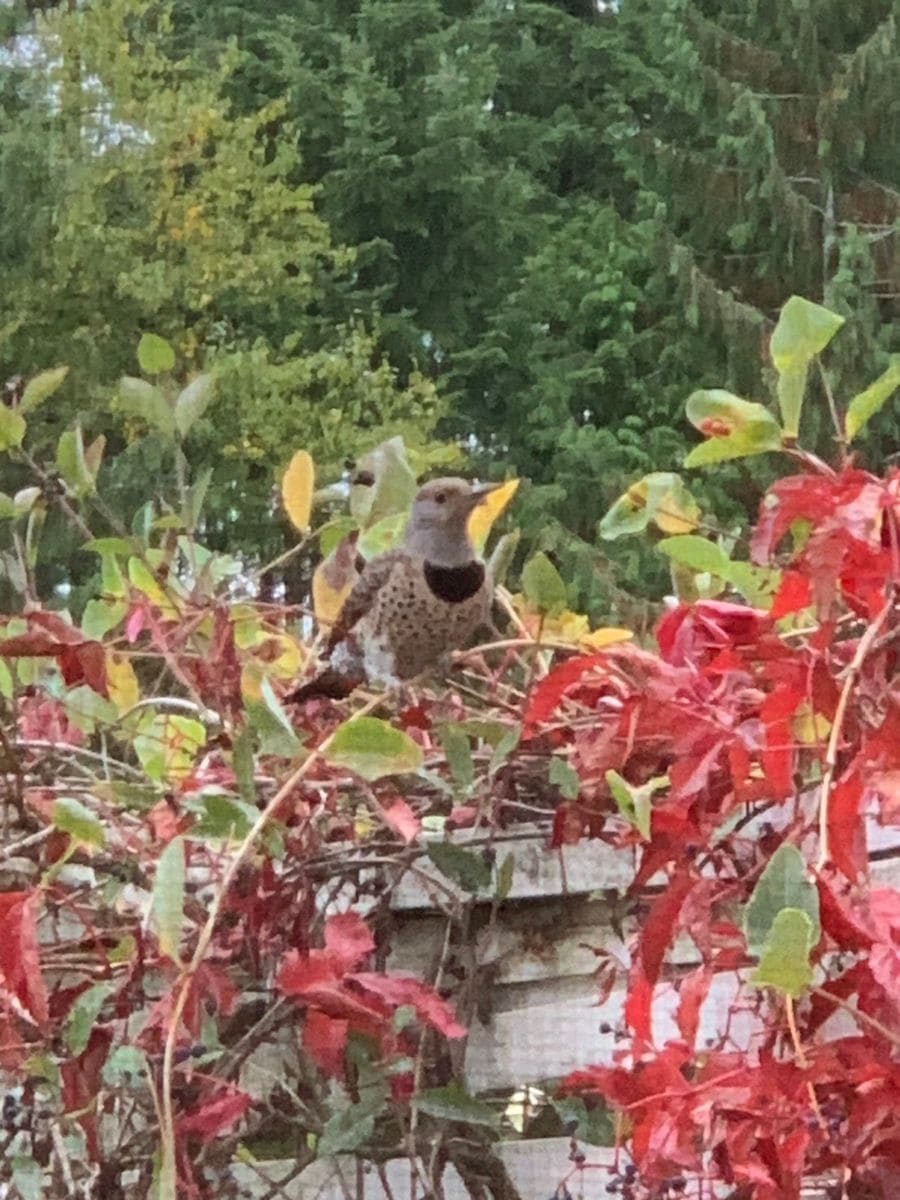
xmin=743 ymin=844 xmax=821 ymax=958
xmin=325 ymin=716 xmax=424 ymax=781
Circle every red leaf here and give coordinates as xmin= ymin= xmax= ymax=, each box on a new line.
xmin=27 ymin=610 xmax=84 ymax=642
xmin=626 ymin=871 xmax=696 ymax=1043
xmin=58 ymin=640 xmax=109 ymax=696
xmin=61 ymin=1027 xmax=113 ymax=1158
xmin=348 ymin=973 xmax=466 ymax=1039
xmin=770 ymin=571 xmax=812 ymax=619
xmin=0 ymin=632 xmax=65 ymax=657
xmin=303 ymin=1010 xmax=348 ymax=1077
xmin=816 ymin=877 xmax=874 ymax=952
xmin=324 ymin=913 xmax=375 ymax=968
xmin=381 ymin=798 xmax=421 ymax=843
xmin=523 ymin=652 xmax=608 ymax=734
xmin=828 ymin=771 xmax=867 ymax=882
xmin=0 ymin=891 xmax=48 ymax=1028
xmin=656 ymin=601 xmax=768 ymax=667
xmin=180 ymin=1087 xmax=252 ymax=1139
xmin=676 ymin=967 xmax=713 ymax=1048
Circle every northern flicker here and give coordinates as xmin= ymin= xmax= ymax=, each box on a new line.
xmin=290 ymin=478 xmax=500 ymax=701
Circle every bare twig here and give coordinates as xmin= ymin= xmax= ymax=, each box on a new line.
xmin=816 ymin=601 xmax=893 ymax=869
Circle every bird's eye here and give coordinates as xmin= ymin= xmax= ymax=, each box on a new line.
xmin=435 ymin=491 xmax=447 ymax=504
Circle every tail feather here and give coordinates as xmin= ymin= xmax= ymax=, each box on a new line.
xmin=287 ymin=667 xmax=363 ymax=703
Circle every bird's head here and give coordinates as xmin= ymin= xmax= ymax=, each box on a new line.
xmin=405 ymin=477 xmax=499 ymax=565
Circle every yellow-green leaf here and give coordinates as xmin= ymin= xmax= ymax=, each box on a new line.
xmin=599 ymin=472 xmax=699 ymax=540
xmin=53 ymin=796 xmax=105 ymax=848
xmin=282 ymin=449 xmax=315 ymax=532
xmin=657 ymin=535 xmax=733 ymax=578
xmin=751 ymin=908 xmax=814 ymax=998
xmin=152 ymin=836 xmax=185 ymax=963
xmin=137 ymin=332 xmax=175 ymax=374
xmin=521 ymin=552 xmax=567 ymax=616
xmin=312 ymin=533 xmax=359 ymax=628
xmin=685 ymin=391 xmax=782 ymax=466
xmin=326 ymin=716 xmax=423 ymax=781
xmin=846 ymin=356 xmax=900 ymax=441
xmin=174 ymin=373 xmax=215 ymax=438
xmin=0 ymin=406 xmax=26 ymax=452
xmin=467 ymin=478 xmax=520 ymax=553
xmin=21 ymin=366 xmax=69 ymax=413
xmin=770 ymin=297 xmax=845 ymax=438
xmin=106 ymin=653 xmax=140 ymax=714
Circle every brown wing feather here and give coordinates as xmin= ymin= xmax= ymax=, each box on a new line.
xmin=325 ymin=549 xmax=408 ymax=654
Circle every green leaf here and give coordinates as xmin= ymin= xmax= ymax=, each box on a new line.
xmin=81 ymin=597 xmax=128 ymax=639
xmin=137 ymin=332 xmax=176 ymax=374
xmin=182 ymin=466 xmax=213 ymax=531
xmin=102 ymin=1045 xmax=150 ymax=1087
xmin=770 ymin=298 xmax=844 ymax=438
xmin=770 ymin=296 xmax=844 ymax=372
xmin=174 ymin=373 xmax=215 ymax=438
xmin=232 ymin=726 xmax=257 ymax=805
xmin=743 ymin=843 xmax=820 ymax=957
xmin=351 ymin=435 xmax=417 ymax=527
xmin=357 ymin=511 xmax=408 ymax=560
xmin=599 ymin=472 xmax=700 ymax=541
xmin=64 ymin=982 xmax=115 ymax=1055
xmin=0 ymin=405 xmax=26 ymax=451
xmin=657 ymin=535 xmax=733 ymax=578
xmin=21 ymin=365 xmax=69 ymax=413
xmin=57 ymin=426 xmax=96 ymax=497
xmin=317 ymin=1107 xmax=376 ymax=1158
xmin=846 ymin=357 xmax=900 ymax=441
xmin=488 ymin=726 xmax=520 ymax=776
xmin=549 ymin=756 xmax=580 ymax=800
xmin=153 ymin=836 xmax=185 ymax=963
xmin=751 ymin=908 xmax=814 ymax=998
xmin=427 ymin=841 xmax=492 ymax=893
xmin=85 ymin=537 xmax=133 ymax=558
xmin=522 ymin=552 xmax=567 ymax=616
xmin=605 ymin=770 xmax=665 ymax=841
xmin=11 ymin=1156 xmax=44 ymax=1200
xmin=53 ymin=797 xmax=105 ymax=848
xmin=416 ymin=1083 xmax=500 ymax=1130
xmin=776 ymin=364 xmax=808 ymax=442
xmin=0 ymin=491 xmax=15 ymax=519
xmin=118 ymin=377 xmax=176 ymax=439
xmin=684 ymin=391 xmax=782 ymax=467
xmin=326 ymin=716 xmax=423 ymax=781
xmin=245 ymin=677 xmax=303 ymax=758
xmin=191 ymin=793 xmax=256 ymax=840
xmin=495 ymin=852 xmax=515 ymax=901
xmin=437 ymin=723 xmax=475 ymax=791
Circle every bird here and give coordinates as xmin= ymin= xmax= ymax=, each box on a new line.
xmin=289 ymin=477 xmax=500 ymax=701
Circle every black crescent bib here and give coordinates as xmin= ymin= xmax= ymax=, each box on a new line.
xmin=423 ymin=560 xmax=485 ymax=604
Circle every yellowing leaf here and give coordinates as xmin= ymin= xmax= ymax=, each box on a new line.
xmin=580 ymin=626 xmax=633 ymax=649
xmin=106 ymin=653 xmax=140 ymax=714
xmin=792 ymin=702 xmax=831 ymax=745
xmin=468 ymin=479 xmax=520 ymax=553
xmin=241 ymin=663 xmax=265 ymax=703
xmin=264 ymin=633 xmax=305 ymax=679
xmin=313 ymin=533 xmax=359 ymax=627
xmin=128 ymin=557 xmax=179 ymax=620
xmin=282 ymin=450 xmax=315 ymax=532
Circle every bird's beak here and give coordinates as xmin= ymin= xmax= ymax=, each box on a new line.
xmin=468 ymin=481 xmax=502 ymax=507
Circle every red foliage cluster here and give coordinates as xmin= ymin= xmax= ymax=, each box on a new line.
xmin=278 ymin=911 xmax=465 ymax=1086
xmin=526 ymin=467 xmax=900 ymax=1197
